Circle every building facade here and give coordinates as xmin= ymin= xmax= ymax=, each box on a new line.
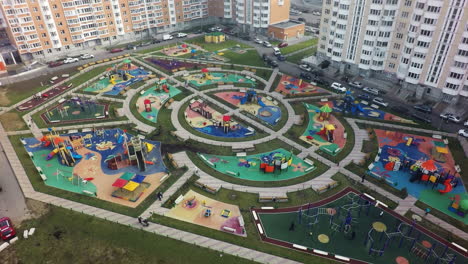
xmin=0 ymin=0 xmax=294 ymax=62
xmin=317 ymin=0 xmax=468 ymax=103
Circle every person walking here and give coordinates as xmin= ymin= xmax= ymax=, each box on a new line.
xmin=425 ymin=207 xmax=431 ymax=216
xmin=361 ymin=174 xmax=366 ymax=183
xmin=138 ymin=216 xmax=143 ymax=224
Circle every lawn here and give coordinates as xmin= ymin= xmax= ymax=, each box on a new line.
xmin=0 ymin=110 xmax=27 ymax=131
xmin=222 ymin=50 xmax=266 ymax=67
xmin=185 ymin=36 xmax=252 ymax=52
xmin=286 ymin=47 xmax=317 ymax=64
xmin=280 ymin=38 xmax=318 ymax=55
xmin=7 ymin=204 xmax=253 ymax=264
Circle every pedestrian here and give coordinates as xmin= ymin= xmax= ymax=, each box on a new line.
xmin=350 ymin=231 xmax=356 ymax=240
xmin=138 ymin=216 xmax=143 ymax=223
xmin=289 ymin=221 xmax=295 ymax=231
xmin=425 ymin=207 xmax=431 ymax=216
xmin=361 ymin=174 xmax=366 ymax=183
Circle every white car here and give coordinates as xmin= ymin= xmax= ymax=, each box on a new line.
xmin=299 ymin=64 xmax=312 ymax=72
xmin=459 ymin=129 xmax=468 ymax=138
xmin=440 ymin=113 xmax=461 ymax=123
xmin=372 ymin=97 xmax=388 ymax=107
xmin=63 ymin=57 xmax=79 ymax=63
xmin=80 ymin=53 xmax=94 ymax=59
xmin=254 ymin=38 xmax=263 ymax=44
xmin=348 ymin=81 xmax=363 ymax=89
xmin=175 ymin=32 xmax=187 ymax=38
xmin=331 ymin=82 xmax=346 ymax=92
xmin=464 ymin=120 xmax=468 ymax=127
xmin=263 ymin=41 xmax=272 ymax=47
xmin=363 ymin=87 xmax=379 ymax=95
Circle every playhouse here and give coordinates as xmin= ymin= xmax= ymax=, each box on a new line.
xmin=198 ymin=148 xmax=315 ymax=181
xmin=83 ymin=61 xmax=153 ymax=96
xmin=214 ymin=89 xmax=282 ymax=126
xmin=300 ymin=103 xmax=346 ymax=155
xmin=166 ymin=190 xmax=246 ymax=236
xmin=205 ymin=32 xmax=225 ymax=43
xmin=22 ymin=128 xmax=168 ymax=207
xmin=184 ymin=99 xmax=255 ymax=138
xmin=369 ymin=129 xmax=467 ymax=224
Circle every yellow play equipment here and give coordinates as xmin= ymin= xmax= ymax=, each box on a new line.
xmin=202 ymin=73 xmax=213 ymax=80
xmin=145 ymin=142 xmax=154 ymax=153
xmin=126 ymin=72 xmax=134 ymax=79
xmin=109 ymin=75 xmax=116 ymax=85
xmin=205 ymin=32 xmax=225 ymax=43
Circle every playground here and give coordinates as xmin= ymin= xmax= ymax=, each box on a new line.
xmin=328 ymin=92 xmax=415 ymax=124
xmin=369 ymin=129 xmax=467 ymax=224
xmin=40 ymin=97 xmax=109 ymax=124
xmin=136 ymin=78 xmax=181 ymax=123
xmin=214 ymin=90 xmax=282 ymax=126
xmin=145 ymin=58 xmax=206 ymax=72
xmin=22 ymin=128 xmax=168 ymax=207
xmin=300 ymin=103 xmax=346 ymax=155
xmin=16 ymin=83 xmax=74 ymax=112
xmin=185 ymin=99 xmax=255 ymax=138
xmin=166 ymin=190 xmax=246 ymax=236
xmin=183 ymin=69 xmax=256 ymax=88
xmin=198 ymin=148 xmax=315 ymax=181
xmin=253 ymin=188 xmax=467 ymax=263
xmin=83 ymin=61 xmax=152 ymax=96
xmin=275 ymin=75 xmax=328 ymax=95
xmin=160 ymin=43 xmax=196 ymax=57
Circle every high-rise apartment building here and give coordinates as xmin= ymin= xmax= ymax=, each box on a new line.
xmin=318 ymin=0 xmax=468 ymax=103
xmin=0 ymin=0 xmax=297 ymax=62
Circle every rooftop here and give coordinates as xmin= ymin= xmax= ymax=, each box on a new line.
xmin=269 ymin=20 xmax=304 ymax=29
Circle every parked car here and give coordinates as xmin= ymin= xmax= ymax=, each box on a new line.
xmin=440 ymin=113 xmax=461 ymax=123
xmin=348 ymin=81 xmax=363 ymax=89
xmin=209 ymin=26 xmax=222 ymax=32
xmin=390 ymin=106 xmax=409 ymax=115
xmin=80 ymin=53 xmax=94 ymax=59
xmin=331 ymin=82 xmax=346 ymax=92
xmin=413 ymin=104 xmax=432 ymax=114
xmin=63 ymin=57 xmax=79 ymax=64
xmin=363 ymin=87 xmax=379 ymax=95
xmin=162 ymin=34 xmax=173 ymax=41
xmin=110 ymin=48 xmax=124 ymax=53
xmin=151 ymin=39 xmax=161 ymax=44
xmin=254 ymin=38 xmax=263 ymax=44
xmin=175 ymin=32 xmax=187 ymax=38
xmin=272 ymin=47 xmax=281 ymax=56
xmin=372 ymin=97 xmax=389 ymax=107
xmin=126 ymin=44 xmax=136 ymax=50
xmin=139 ymin=41 xmax=151 ymax=47
xmin=0 ymin=217 xmax=16 ymax=241
xmin=276 ymin=54 xmax=286 ymax=61
xmin=300 ymin=72 xmax=313 ymax=81
xmin=313 ymin=78 xmax=328 ymax=86
xmin=269 ymin=60 xmax=278 ymax=67
xmin=299 ymin=64 xmax=312 ymax=72
xmin=464 ymin=120 xmax=468 ymax=127
xmin=48 ymin=60 xmax=64 ymax=68
xmin=459 ymin=129 xmax=468 ymax=138
xmin=298 ymin=17 xmax=306 ymax=22
xmin=358 ymin=93 xmax=371 ymax=100
xmin=411 ymin=113 xmax=432 ymax=124
xmin=263 ymin=41 xmax=272 ymax=47
xmin=278 ymin=42 xmax=288 ymax=48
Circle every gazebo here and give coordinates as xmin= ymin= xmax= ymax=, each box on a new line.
xmin=319 ymin=104 xmax=333 ymax=121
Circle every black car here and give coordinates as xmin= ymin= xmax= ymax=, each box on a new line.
xmin=269 ymin=60 xmax=278 ymax=67
xmin=411 ymin=113 xmax=432 ymax=124
xmin=300 ymin=72 xmax=313 ymax=81
xmin=390 ymin=106 xmax=409 ymax=115
xmin=151 ymin=39 xmax=161 ymax=44
xmin=413 ymin=104 xmax=432 ymax=114
xmin=357 ymin=94 xmax=371 ymax=100
xmin=262 ymin=54 xmax=269 ymax=61
xmin=313 ymin=78 xmax=329 ymax=86
xmin=277 ymin=55 xmax=286 ymax=61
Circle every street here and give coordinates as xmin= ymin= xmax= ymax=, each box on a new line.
xmin=0 ymin=142 xmax=29 ymax=223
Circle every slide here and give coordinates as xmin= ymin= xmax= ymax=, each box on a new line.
xmin=406 ymin=137 xmax=413 ymax=146
xmin=46 ymin=148 xmax=59 ymax=160
xmin=40 ymin=136 xmax=51 ymax=147
xmin=117 ymin=134 xmax=125 ymax=144
xmin=356 ymin=104 xmax=368 ymax=115
xmin=438 ymin=180 xmax=453 ymax=194
xmin=257 ymin=97 xmax=266 ymax=107
xmin=162 ymin=84 xmax=169 ymax=93
xmin=136 ymin=150 xmax=146 ymax=172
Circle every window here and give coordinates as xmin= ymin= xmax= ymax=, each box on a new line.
xmin=414 ymin=52 xmax=425 ymax=58
xmin=396 ymin=33 xmax=403 ymax=39
xmin=388 ymin=63 xmax=395 ymax=68
xmin=413 ymin=15 xmax=421 ymax=22
xmin=408 ymin=72 xmax=420 ymax=79
xmin=391 ymin=53 xmax=398 ymax=59
xmin=402 ymin=57 xmax=409 ymax=64
xmin=393 ymin=43 xmax=401 ymax=49
xmin=404 ymin=47 xmax=412 ymax=54
xmin=427 ymin=6 xmax=441 ymax=13
xmin=360 ymin=59 xmax=370 ymax=65
xmin=420 ymin=30 xmax=432 ymax=37
xmin=449 ymin=72 xmax=464 ymax=80
xmin=402 ymin=11 xmax=409 ymax=18
xmin=416 ymin=41 xmax=430 ymax=48
xmin=424 ymin=18 xmax=436 ymax=25
xmin=457 ymin=49 xmax=468 ymax=57
xmin=416 ymin=2 xmax=424 ymax=9
xmin=445 ymin=83 xmax=459 ymax=90
xmin=461 ymin=37 xmax=468 ymax=44
xmin=411 ymin=62 xmax=422 ymax=69
xmin=454 ymin=61 xmax=467 ymax=69
xmin=404 ymin=0 xmax=412 ymax=7
xmin=55 ymin=13 xmax=60 ymax=18
xmin=407 ymin=37 xmax=415 ymax=43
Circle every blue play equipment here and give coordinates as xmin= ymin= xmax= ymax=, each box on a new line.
xmin=235 ymin=89 xmax=262 ymax=105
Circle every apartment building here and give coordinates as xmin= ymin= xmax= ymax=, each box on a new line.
xmin=0 ymin=0 xmax=210 ymax=61
xmin=318 ymin=0 xmax=468 ymax=103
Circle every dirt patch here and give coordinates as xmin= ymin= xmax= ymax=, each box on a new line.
xmin=0 ymin=112 xmax=26 ymax=131
xmin=26 ymin=199 xmax=49 ymax=219
xmin=0 ymin=88 xmax=11 ymax=106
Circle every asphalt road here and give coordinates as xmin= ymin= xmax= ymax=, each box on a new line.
xmin=0 ymin=143 xmax=29 ymax=223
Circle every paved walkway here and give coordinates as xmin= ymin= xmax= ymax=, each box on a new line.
xmin=395 ymin=195 xmax=418 ymax=215
xmin=264 ymin=68 xmax=279 ymax=91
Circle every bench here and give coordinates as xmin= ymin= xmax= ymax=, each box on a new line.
xmin=160 ymin=174 xmax=169 ymax=182
xmin=320 ymin=98 xmax=328 ymax=102
xmin=222 ymin=226 xmax=236 ymax=233
xmin=258 ymin=196 xmax=288 ymax=203
xmin=455 ymin=165 xmax=461 ymax=173
xmin=314 ymin=181 xmax=338 ymax=194
xmin=266 ymin=96 xmax=273 ymax=101
xmin=370 ymin=104 xmax=380 ymax=109
xmin=236 ymin=152 xmax=247 ymax=157
xmin=140 ymin=90 xmax=145 ymax=95
xmin=68 ymin=129 xmax=78 ymax=134
xmin=58 ymin=98 xmax=66 ymax=103
xmin=226 ymin=170 xmax=238 ymax=176
xmin=82 ymin=190 xmax=95 ymax=196
xmin=304 ymin=159 xmax=314 ymax=166
xmin=273 ymin=100 xmax=278 ymax=106
xmin=39 ymin=172 xmax=47 ymax=181
xmin=238 ymin=216 xmax=245 ymax=227
xmin=174 ymin=195 xmax=184 ymax=205
xmin=194 ymin=181 xmax=219 ymax=194
xmin=305 ymin=166 xmax=315 ymax=172
xmin=361 ymin=100 xmax=369 ymax=105
xmin=432 ymin=134 xmax=442 ymax=139
xmin=343 ymin=132 xmax=347 ymax=139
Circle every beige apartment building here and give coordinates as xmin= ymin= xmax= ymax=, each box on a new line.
xmin=1 ymin=0 xmax=297 ymax=63
xmin=318 ymin=0 xmax=468 ymax=103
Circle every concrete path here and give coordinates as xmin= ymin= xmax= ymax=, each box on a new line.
xmin=395 ymin=195 xmax=418 ymax=215
xmin=264 ymin=68 xmax=279 ymax=91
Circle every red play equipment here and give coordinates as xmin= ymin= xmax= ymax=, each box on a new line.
xmin=316 ymin=124 xmax=335 ymax=142
xmin=144 ymin=99 xmax=151 ymax=112
xmin=162 ymin=84 xmax=169 ymax=93
xmin=438 ymin=179 xmax=453 ymax=194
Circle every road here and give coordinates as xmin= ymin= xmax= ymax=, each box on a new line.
xmin=0 ymin=143 xmax=29 ymax=223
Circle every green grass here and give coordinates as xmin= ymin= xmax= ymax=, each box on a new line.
xmin=8 ymin=134 xmax=183 ymax=217
xmin=284 ymin=102 xmax=310 ymax=148
xmin=414 ymin=200 xmax=466 ymax=233
xmin=0 ymin=110 xmax=28 ymax=131
xmin=269 ymin=74 xmax=282 ymax=92
xmin=9 ymin=205 xmax=253 ymax=264
xmin=286 ymin=47 xmax=317 ymax=64
xmin=185 ymin=37 xmax=252 ymax=52
xmin=222 ymin=50 xmax=266 ymax=67
xmin=280 ymin=38 xmax=318 ymax=55
xmin=188 ymin=151 xmax=329 ymax=187
xmin=65 ymin=65 xmax=110 ymax=87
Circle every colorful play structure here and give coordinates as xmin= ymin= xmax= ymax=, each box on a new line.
xmin=111 ymin=172 xmax=150 ymax=202
xmin=185 ymin=99 xmax=254 ymax=138
xmin=40 ymin=128 xmax=83 ymax=167
xmin=205 ymin=32 xmax=225 ymax=43
xmin=183 ymin=69 xmax=255 ymax=88
xmin=275 ymin=75 xmax=327 ymax=95
xmin=41 ymin=96 xmax=108 ymax=124
xmin=137 ymin=82 xmax=181 ymax=123
xmin=161 ymin=43 xmax=193 ymax=57
xmin=253 ymin=189 xmax=466 ymax=263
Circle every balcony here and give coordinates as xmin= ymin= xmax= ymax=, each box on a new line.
xmin=405 ymin=75 xmax=420 ymax=85
xmin=442 ymin=88 xmax=460 ymax=96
